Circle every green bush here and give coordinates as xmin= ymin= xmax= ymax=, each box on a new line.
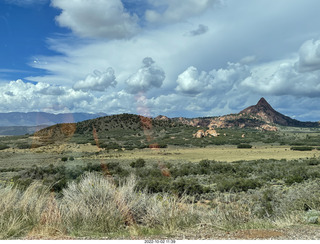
xmin=237 ymin=143 xmax=252 ymax=149
xmin=16 ymin=143 xmax=31 ymax=149
xmin=307 ymin=159 xmax=320 ymax=165
xmin=61 ymin=157 xmax=68 ymax=162
xmin=305 ymin=210 xmax=320 ymax=224
xmin=290 ymin=146 xmax=314 ymax=151
xmin=0 ymin=144 xmax=9 ymax=150
xmin=130 ymin=158 xmax=146 ymax=168
xmin=217 ymin=178 xmax=262 ymax=192
xmin=136 ymin=176 xmax=171 ymax=193
xmin=172 ymin=177 xmax=209 ymax=196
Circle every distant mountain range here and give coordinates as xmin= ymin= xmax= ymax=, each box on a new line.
xmin=0 ymin=112 xmax=107 ymax=127
xmin=0 ymin=125 xmax=49 ymax=136
xmin=0 ymin=112 xmax=107 ymax=135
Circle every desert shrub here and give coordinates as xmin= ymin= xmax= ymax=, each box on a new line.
xmin=130 ymin=158 xmax=146 ymax=168
xmin=0 ymin=144 xmax=9 ymax=150
xmin=248 ymin=179 xmax=320 ymax=222
xmin=284 ymin=166 xmax=310 ymax=185
xmin=136 ymin=176 xmax=172 ymax=193
xmin=199 ymin=159 xmax=213 ymax=168
xmin=60 ymin=172 xmax=197 ymax=234
xmin=138 ymin=144 xmax=148 ymax=149
xmin=254 ymin=188 xmax=278 ymax=217
xmin=170 ymin=163 xmax=201 ymax=177
xmin=100 ymin=142 xmax=122 ymax=150
xmin=307 ymin=158 xmax=320 ymax=165
xmin=237 ymin=143 xmax=252 ymax=149
xmin=106 ymin=162 xmax=129 ymax=178
xmin=83 ymin=162 xmax=102 ymax=172
xmin=16 ymin=143 xmax=31 ymax=149
xmin=135 ymin=167 xmax=163 ymax=178
xmin=69 ymin=156 xmax=74 ymax=161
xmin=51 ymin=177 xmax=68 ymax=192
xmin=217 ymin=177 xmax=262 ymax=192
xmin=172 ymin=177 xmax=209 ymax=197
xmin=210 ymin=162 xmax=236 ymax=174
xmin=60 ymin=172 xmax=127 ymax=234
xmin=285 ymin=174 xmax=305 ymax=185
xmin=290 ymin=146 xmax=314 ymax=151
xmin=61 ymin=157 xmax=68 ymax=162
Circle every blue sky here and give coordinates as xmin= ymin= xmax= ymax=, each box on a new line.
xmin=0 ymin=0 xmax=64 ymax=81
xmin=1 ymin=0 xmax=320 ymax=121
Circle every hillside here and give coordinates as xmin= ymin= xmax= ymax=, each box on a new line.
xmin=34 ymin=113 xmax=193 ymax=147
xmin=171 ymin=98 xmax=319 ymax=131
xmin=34 ymin=98 xmax=320 ymax=147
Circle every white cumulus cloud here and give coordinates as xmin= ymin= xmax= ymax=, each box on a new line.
xmin=73 ymin=67 xmax=117 ymax=91
xmin=176 ymin=63 xmax=250 ymax=96
xmin=125 ymin=57 xmax=165 ymax=94
xmin=241 ymin=60 xmax=320 ymax=97
xmin=0 ymin=80 xmax=93 ymax=113
xmin=296 ymin=39 xmax=320 ymax=72
xmin=51 ymin=0 xmax=140 ymax=39
xmin=239 ymin=39 xmax=320 ymax=98
xmin=176 ymin=66 xmax=203 ymax=95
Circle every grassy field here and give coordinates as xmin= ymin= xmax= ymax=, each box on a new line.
xmin=112 ymin=145 xmax=320 ymax=162
xmin=1 ymin=143 xmax=319 ymax=171
xmin=1 ymin=126 xmax=320 ymax=239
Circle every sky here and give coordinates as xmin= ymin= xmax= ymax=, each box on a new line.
xmin=1 ymin=0 xmax=320 ymax=121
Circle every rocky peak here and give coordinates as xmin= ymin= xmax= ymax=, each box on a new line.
xmin=155 ymin=115 xmax=169 ymax=121
xmin=255 ymin=97 xmax=275 ymax=112
xmin=241 ymin=97 xmax=275 ymax=115
xmin=257 ymin=97 xmax=269 ymax=107
xmin=240 ymin=97 xmax=299 ymax=126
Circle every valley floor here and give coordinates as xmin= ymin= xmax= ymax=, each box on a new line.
xmin=1 ymin=142 xmax=320 ymax=240
xmin=114 ymin=144 xmax=320 ymax=162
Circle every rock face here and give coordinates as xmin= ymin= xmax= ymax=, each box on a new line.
xmin=193 ymin=129 xmax=220 ymax=138
xmin=260 ymin=124 xmax=278 ymax=132
xmin=193 ymin=130 xmax=205 ymax=138
xmin=205 ymin=129 xmax=220 ymax=137
xmin=155 ymin=115 xmax=170 ymax=121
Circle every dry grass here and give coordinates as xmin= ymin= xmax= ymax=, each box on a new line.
xmin=0 ymin=182 xmax=51 ymax=239
xmin=59 ymin=172 xmax=197 ymax=237
xmin=1 ymin=172 xmax=319 ymax=239
xmin=106 ymin=145 xmax=320 ymax=162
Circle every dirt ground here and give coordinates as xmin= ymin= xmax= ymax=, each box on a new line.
xmin=170 ymin=225 xmax=320 ymax=240
xmin=23 ymin=225 xmax=320 ymax=240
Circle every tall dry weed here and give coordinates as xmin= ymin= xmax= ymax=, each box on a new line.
xmin=60 ymin=172 xmax=197 ymax=235
xmin=0 ymin=182 xmax=51 ymax=239
xmin=26 ymin=192 xmax=67 ymax=239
